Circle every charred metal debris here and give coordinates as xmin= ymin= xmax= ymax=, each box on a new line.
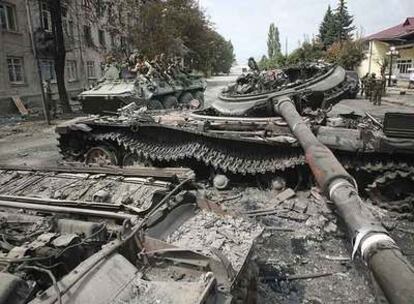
xmin=0 ymin=165 xmax=261 ymax=304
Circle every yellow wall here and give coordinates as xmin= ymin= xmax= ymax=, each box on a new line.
xmin=357 ymin=40 xmax=389 ymax=77
xmin=357 ymin=40 xmax=414 ymax=79
xmin=398 ymin=46 xmax=414 ymax=62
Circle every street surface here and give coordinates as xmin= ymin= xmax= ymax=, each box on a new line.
xmin=0 ymin=71 xmax=413 ymax=167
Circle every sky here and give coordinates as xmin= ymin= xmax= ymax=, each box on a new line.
xmin=199 ymin=0 xmax=414 ymax=63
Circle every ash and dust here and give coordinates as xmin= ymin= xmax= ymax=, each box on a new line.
xmin=166 ymin=209 xmax=263 ymax=271
xmin=199 ymin=186 xmax=382 ymax=304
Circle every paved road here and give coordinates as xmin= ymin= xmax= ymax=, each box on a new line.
xmin=204 ymin=74 xmax=237 ymax=107
xmin=0 ymin=73 xmax=413 ymax=168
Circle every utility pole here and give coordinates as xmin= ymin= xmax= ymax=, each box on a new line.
xmin=25 ymin=0 xmax=50 ymax=124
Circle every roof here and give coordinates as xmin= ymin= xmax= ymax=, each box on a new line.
xmin=366 ymin=17 xmax=414 ymax=41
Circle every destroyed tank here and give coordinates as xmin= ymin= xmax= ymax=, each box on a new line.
xmin=221 ymin=62 xmax=359 ymax=105
xmin=57 ymin=64 xmax=414 ymax=213
xmin=78 ymin=65 xmax=207 ymax=114
xmin=0 ymin=164 xmax=260 ymax=303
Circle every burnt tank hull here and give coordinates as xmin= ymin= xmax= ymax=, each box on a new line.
xmin=56 ymin=65 xmax=414 ymax=212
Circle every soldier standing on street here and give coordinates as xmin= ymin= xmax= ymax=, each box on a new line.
xmin=371 ymin=78 xmax=385 ymax=106
xmin=366 ymin=73 xmax=376 ymax=100
xmin=360 ymin=73 xmax=369 ymax=97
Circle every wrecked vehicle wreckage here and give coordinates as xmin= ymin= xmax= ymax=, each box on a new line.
xmin=220 ymin=62 xmax=359 ymax=100
xmin=0 ymin=59 xmax=408 ymax=303
xmin=0 ymin=165 xmax=261 ymax=304
xmin=57 ymin=65 xmax=414 ymax=213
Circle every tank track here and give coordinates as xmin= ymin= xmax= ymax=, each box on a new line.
xmin=59 ymin=131 xmax=414 ymax=215
xmin=83 ymin=131 xmax=306 ymax=175
xmin=365 ymin=170 xmax=414 ymax=214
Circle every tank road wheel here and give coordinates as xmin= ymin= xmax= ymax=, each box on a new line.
xmin=162 ymin=96 xmax=179 ymax=109
xmin=148 ymin=99 xmax=164 ymax=110
xmin=122 ymin=153 xmax=152 ymax=167
xmin=194 ymin=91 xmax=205 ymax=109
xmin=366 ymin=170 xmax=414 ymax=213
xmin=85 ymin=146 xmax=118 ymax=166
xmin=179 ymin=92 xmax=194 ymax=106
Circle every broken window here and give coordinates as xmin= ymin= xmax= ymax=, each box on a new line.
xmin=7 ymin=57 xmax=24 ymax=84
xmin=0 ymin=2 xmax=17 ymax=31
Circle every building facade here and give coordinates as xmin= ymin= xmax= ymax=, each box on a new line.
xmin=358 ymin=17 xmax=414 ymax=87
xmin=0 ymin=0 xmax=131 ymax=114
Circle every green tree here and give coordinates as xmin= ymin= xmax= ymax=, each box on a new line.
xmin=318 ymin=5 xmax=336 ymax=49
xmin=267 ymin=23 xmax=281 ymax=59
xmin=286 ymin=40 xmax=324 ymax=65
xmin=325 ymin=39 xmax=366 ymax=69
xmin=334 ymin=0 xmax=355 ymax=42
xmin=211 ymin=34 xmax=235 ymax=74
xmin=129 ymin=0 xmax=232 ymax=75
xmin=259 ymin=54 xmax=286 ymax=70
xmin=259 ymin=55 xmax=269 ymax=70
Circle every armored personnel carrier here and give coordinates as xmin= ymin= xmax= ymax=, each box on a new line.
xmin=57 ymin=65 xmax=414 ymax=211
xmin=78 ymin=64 xmax=207 ymax=115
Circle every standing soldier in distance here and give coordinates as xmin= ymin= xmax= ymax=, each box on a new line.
xmin=360 ymin=73 xmax=369 ymax=97
xmin=371 ymin=78 xmax=385 ymax=106
xmin=366 ymin=73 xmax=376 ymax=101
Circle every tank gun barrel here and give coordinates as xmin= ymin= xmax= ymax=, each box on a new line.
xmin=273 ymin=96 xmax=414 ymax=304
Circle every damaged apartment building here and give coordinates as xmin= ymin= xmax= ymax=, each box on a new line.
xmin=0 ymin=0 xmax=132 ymax=113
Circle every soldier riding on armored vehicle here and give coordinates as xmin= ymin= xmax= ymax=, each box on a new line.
xmin=78 ymin=51 xmax=207 ymax=114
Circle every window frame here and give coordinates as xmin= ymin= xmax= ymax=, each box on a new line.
xmin=66 ymin=60 xmax=78 ymax=82
xmin=396 ymin=59 xmax=413 ymax=76
xmin=40 ymin=59 xmax=56 ymax=82
xmin=84 ymin=25 xmax=94 ymax=47
xmin=87 ymin=61 xmax=97 ymax=79
xmin=98 ymin=29 xmax=106 ymax=47
xmin=61 ymin=7 xmax=74 ymax=38
xmin=7 ymin=56 xmax=25 ymax=85
xmin=120 ymin=36 xmax=127 ymax=49
xmin=0 ymin=2 xmax=18 ymax=32
xmin=40 ymin=0 xmax=52 ymax=32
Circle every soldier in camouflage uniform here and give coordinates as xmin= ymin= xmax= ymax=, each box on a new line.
xmin=366 ymin=73 xmax=376 ymax=100
xmin=371 ymin=78 xmax=385 ymax=106
xmin=360 ymin=73 xmax=369 ymax=97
